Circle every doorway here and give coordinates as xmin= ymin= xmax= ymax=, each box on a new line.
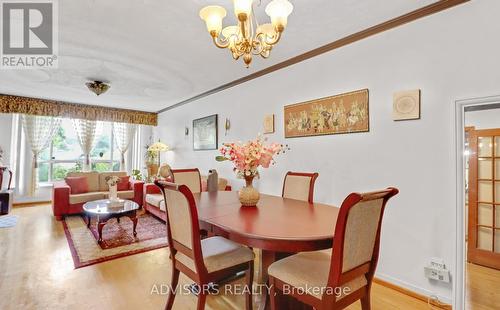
xmin=456 ymin=96 xmax=500 ymax=310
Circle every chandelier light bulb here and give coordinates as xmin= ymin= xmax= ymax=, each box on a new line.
xmin=199 ymin=5 xmax=227 ymax=36
xmin=265 ymin=0 xmax=294 ymax=31
xmin=233 ymin=0 xmax=253 ymax=21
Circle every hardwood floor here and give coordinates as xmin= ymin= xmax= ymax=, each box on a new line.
xmin=0 ymin=204 xmax=496 ymax=310
xmin=466 ymin=262 xmax=500 ymax=310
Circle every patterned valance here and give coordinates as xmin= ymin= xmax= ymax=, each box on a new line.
xmin=0 ymin=94 xmax=157 ymax=126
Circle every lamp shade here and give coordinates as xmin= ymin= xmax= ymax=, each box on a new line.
xmin=199 ymin=5 xmax=227 ymax=36
xmin=265 ymin=0 xmax=293 ymax=30
xmin=233 ymin=0 xmax=253 ymax=20
xmin=148 ymin=141 xmax=169 ymax=152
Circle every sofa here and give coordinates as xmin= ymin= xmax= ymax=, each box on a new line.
xmin=143 ymin=175 xmax=231 ymax=222
xmin=52 ymin=171 xmax=144 ymax=220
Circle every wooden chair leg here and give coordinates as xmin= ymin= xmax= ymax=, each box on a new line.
xmin=245 ymin=262 xmax=254 ymax=310
xmin=197 ymin=292 xmax=207 ymax=310
xmin=361 ymin=293 xmax=371 ymax=310
xmin=269 ymin=276 xmax=278 ymax=310
xmin=165 ymin=268 xmax=180 ymax=310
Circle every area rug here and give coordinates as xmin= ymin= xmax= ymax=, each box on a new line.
xmin=62 ymin=213 xmax=168 ymax=268
xmin=0 ymin=214 xmax=18 ymax=228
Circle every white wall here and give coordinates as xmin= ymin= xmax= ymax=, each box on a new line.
xmin=156 ymin=0 xmax=500 ymax=303
xmin=466 ymin=109 xmax=500 ymax=129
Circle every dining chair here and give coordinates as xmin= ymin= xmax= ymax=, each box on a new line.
xmin=171 ymin=168 xmax=202 ymax=194
xmin=155 ymin=180 xmax=254 ymax=310
xmin=268 ymin=187 xmax=399 ymax=310
xmin=282 ymin=171 xmax=319 ymax=203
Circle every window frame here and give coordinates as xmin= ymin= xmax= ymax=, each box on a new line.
xmin=38 ymin=121 xmax=120 ymax=183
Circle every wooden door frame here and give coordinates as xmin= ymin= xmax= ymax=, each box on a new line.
xmin=466 ymin=128 xmax=500 ymax=267
xmin=455 ymin=95 xmax=500 ymax=310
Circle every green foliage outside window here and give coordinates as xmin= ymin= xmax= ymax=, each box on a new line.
xmin=38 ymin=120 xmax=122 ymax=183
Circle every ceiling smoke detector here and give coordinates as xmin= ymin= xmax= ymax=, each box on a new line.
xmin=86 ymin=80 xmax=110 ymax=96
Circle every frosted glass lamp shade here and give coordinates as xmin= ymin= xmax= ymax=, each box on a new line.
xmin=199 ymin=5 xmax=227 ymax=36
xmin=233 ymin=0 xmax=253 ymax=20
xmin=148 ymin=142 xmax=169 ymax=152
xmin=265 ymin=0 xmax=293 ymax=30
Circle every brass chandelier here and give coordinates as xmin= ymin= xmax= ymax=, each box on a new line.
xmin=199 ymin=0 xmax=294 ymax=68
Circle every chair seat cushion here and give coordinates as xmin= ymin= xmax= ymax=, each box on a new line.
xmin=145 ymin=194 xmax=165 ymax=211
xmin=69 ymin=192 xmax=106 ymax=204
xmin=268 ymin=249 xmax=367 ymax=300
xmin=175 ymin=236 xmax=254 ymax=273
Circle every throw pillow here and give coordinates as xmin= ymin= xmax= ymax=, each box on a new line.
xmin=65 ymin=177 xmax=89 ymax=194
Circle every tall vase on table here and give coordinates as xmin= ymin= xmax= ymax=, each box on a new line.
xmin=215 ymin=135 xmax=288 ymax=207
xmin=239 ymin=175 xmax=260 ymax=207
xmin=105 ymin=176 xmax=121 ymax=203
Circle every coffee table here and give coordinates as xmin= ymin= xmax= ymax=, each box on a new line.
xmin=82 ymin=199 xmax=140 ymax=243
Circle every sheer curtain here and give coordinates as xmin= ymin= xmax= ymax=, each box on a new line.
xmin=72 ymin=119 xmax=98 ymax=171
xmin=21 ymin=115 xmax=61 ymax=196
xmin=113 ymin=122 xmax=137 ymax=171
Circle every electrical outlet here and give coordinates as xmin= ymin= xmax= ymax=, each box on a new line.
xmin=424 ymin=258 xmax=451 ymax=283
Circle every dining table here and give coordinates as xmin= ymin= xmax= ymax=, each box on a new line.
xmin=192 ymin=190 xmax=340 ymax=310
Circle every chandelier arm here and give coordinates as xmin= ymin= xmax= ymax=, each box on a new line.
xmin=212 ymin=36 xmax=230 ymax=49
xmin=251 ymin=39 xmax=265 ymax=56
xmin=264 ymin=30 xmax=282 ymax=46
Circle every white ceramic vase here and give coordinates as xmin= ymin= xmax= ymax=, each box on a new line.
xmin=109 ymin=184 xmax=118 ymax=202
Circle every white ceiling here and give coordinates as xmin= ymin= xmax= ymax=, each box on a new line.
xmin=0 ymin=0 xmax=437 ymax=112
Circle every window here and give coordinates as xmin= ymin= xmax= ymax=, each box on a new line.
xmin=38 ymin=119 xmax=120 ymax=183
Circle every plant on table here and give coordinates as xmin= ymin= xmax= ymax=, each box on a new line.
xmin=216 ymin=135 xmax=288 ymax=206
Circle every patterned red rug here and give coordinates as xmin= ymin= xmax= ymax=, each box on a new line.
xmin=62 ymin=212 xmax=168 ymax=268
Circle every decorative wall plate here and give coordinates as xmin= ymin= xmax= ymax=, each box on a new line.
xmin=393 ymin=89 xmax=421 ymax=121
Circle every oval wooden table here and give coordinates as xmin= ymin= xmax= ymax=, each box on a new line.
xmin=192 ymin=191 xmax=339 ymax=310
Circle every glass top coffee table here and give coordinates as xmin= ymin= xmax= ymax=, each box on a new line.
xmin=83 ymin=199 xmax=140 ymax=243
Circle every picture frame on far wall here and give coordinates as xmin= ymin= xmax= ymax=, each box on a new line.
xmin=284 ymin=89 xmax=369 ymax=138
xmin=393 ymin=89 xmax=421 ymax=121
xmin=193 ymin=114 xmax=218 ymax=151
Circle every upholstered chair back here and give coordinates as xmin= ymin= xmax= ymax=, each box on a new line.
xmin=164 ymin=187 xmax=195 ymax=250
xmin=341 ymin=198 xmax=384 ymax=272
xmin=155 ymin=180 xmax=205 ymax=274
xmin=282 ymin=172 xmax=319 ymax=203
xmin=171 ymin=168 xmax=202 ymax=194
xmin=328 ymin=188 xmax=399 ymax=293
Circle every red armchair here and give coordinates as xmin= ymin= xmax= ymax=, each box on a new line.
xmin=52 ymin=171 xmax=144 ymax=221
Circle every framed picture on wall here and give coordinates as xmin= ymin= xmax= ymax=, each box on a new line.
xmin=193 ymin=114 xmax=218 ymax=151
xmin=284 ymin=89 xmax=369 ymax=138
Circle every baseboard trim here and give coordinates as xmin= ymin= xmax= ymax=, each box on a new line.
xmin=13 ymin=200 xmax=51 ymax=207
xmin=374 ymin=277 xmax=452 ymax=309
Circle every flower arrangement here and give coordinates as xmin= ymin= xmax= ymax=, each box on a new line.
xmin=105 ymin=175 xmax=121 ymax=186
xmin=216 ymin=135 xmax=288 ymax=178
